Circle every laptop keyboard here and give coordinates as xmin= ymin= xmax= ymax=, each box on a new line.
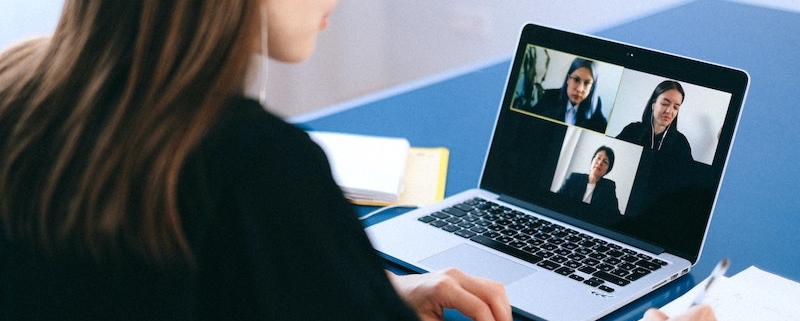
xmin=417 ymin=197 xmax=668 ymax=293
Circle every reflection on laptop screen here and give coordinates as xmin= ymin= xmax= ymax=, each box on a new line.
xmin=481 ymin=28 xmax=746 ymax=262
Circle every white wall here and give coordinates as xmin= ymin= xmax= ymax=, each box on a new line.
xmin=268 ymin=0 xmax=697 ymax=117
xmin=0 ymin=0 xmax=62 ymax=49
xmin=3 ymin=0 xmax=799 ymax=118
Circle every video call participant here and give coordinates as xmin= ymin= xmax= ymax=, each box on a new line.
xmin=616 ymin=80 xmax=693 ymax=163
xmin=529 ymin=58 xmax=608 ymax=133
xmin=557 ymin=146 xmax=621 ymax=215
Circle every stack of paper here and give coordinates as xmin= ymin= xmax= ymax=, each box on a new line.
xmin=308 ymin=131 xmax=449 ymax=206
xmin=309 ymin=131 xmax=410 ymax=204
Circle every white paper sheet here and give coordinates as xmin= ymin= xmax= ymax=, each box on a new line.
xmin=650 ymin=266 xmax=800 ymax=321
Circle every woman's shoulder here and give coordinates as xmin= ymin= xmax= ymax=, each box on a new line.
xmin=215 ymin=97 xmax=315 ymax=150
xmin=599 ymin=177 xmax=617 ymax=188
xmin=616 ymin=122 xmax=645 ymax=138
xmin=195 ymin=97 xmax=326 ymax=177
xmin=621 ymin=121 xmax=645 ymax=130
xmin=566 ymin=172 xmax=589 ymax=181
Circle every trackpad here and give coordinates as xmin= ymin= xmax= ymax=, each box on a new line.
xmin=419 ymin=243 xmax=536 ymax=285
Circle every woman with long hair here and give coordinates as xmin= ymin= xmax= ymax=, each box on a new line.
xmin=0 ymin=1 xmax=712 ymax=321
xmin=617 ymin=80 xmax=693 ymax=162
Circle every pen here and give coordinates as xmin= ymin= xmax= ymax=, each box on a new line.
xmin=691 ymin=258 xmax=730 ymax=306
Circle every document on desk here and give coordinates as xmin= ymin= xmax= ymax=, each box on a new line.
xmin=650 ymin=266 xmax=800 ymax=320
xmin=309 ymin=131 xmax=410 ymax=205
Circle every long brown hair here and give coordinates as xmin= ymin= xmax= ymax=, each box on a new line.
xmin=0 ymin=0 xmax=259 ymax=265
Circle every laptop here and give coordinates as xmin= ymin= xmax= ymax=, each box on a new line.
xmin=364 ymin=23 xmax=749 ymax=321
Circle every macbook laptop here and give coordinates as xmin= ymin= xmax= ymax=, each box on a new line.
xmin=364 ymin=23 xmax=749 ymax=321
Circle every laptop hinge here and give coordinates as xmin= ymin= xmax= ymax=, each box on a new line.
xmin=498 ymin=194 xmax=665 ymax=255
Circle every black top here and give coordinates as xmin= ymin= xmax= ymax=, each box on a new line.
xmin=616 ymin=122 xmax=693 ymax=163
xmin=527 ymin=88 xmax=608 ymax=133
xmin=0 ymin=97 xmax=418 ymax=321
xmin=557 ymin=173 xmax=620 ymax=215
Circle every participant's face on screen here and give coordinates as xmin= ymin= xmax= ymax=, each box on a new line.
xmin=566 ymin=67 xmax=594 ymax=105
xmin=590 ymin=150 xmax=610 ymax=179
xmin=651 ymin=89 xmax=683 ymax=128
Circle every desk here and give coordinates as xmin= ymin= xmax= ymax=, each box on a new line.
xmin=299 ymin=1 xmax=800 ymax=320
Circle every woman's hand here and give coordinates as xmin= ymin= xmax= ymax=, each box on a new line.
xmin=386 ymin=268 xmax=512 ymax=321
xmin=642 ymin=304 xmax=716 ymax=321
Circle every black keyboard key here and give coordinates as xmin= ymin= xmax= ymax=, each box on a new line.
xmin=598 ymin=285 xmax=615 ymax=293
xmin=636 ymin=260 xmax=663 ymax=271
xmin=552 ymin=231 xmax=570 ymax=238
xmin=470 ymin=226 xmax=488 ymax=234
xmin=621 ymin=254 xmax=639 ymax=263
xmin=562 ymin=242 xmax=579 ymax=250
xmin=567 ymin=253 xmax=585 ymax=261
xmin=418 ymin=216 xmax=436 ymax=223
xmin=455 ymin=229 xmax=477 ymax=238
xmin=555 ymin=267 xmax=574 ymax=276
xmin=515 ymin=234 xmax=532 ymax=242
xmin=593 ymin=245 xmax=610 ymax=253
xmin=588 ymin=252 xmax=607 ymax=260
xmin=483 ymin=231 xmax=501 ymax=239
xmin=569 ymin=274 xmax=585 ymax=282
xmin=508 ymin=240 xmax=527 ymax=248
xmin=542 ymin=243 xmax=559 ymax=251
xmin=578 ymin=266 xmax=598 ymax=274
xmin=536 ymin=251 xmax=555 ymax=258
xmin=583 ymin=278 xmax=603 ymax=287
xmin=626 ymin=267 xmax=651 ymax=281
xmin=593 ymin=271 xmax=631 ymax=286
xmin=610 ymin=268 xmax=630 ymax=277
xmin=564 ymin=260 xmax=583 ymax=269
xmin=442 ymin=207 xmax=468 ymax=217
xmin=431 ymin=212 xmax=449 ymax=219
xmin=607 ymin=250 xmax=625 ymax=258
xmin=582 ymin=258 xmax=601 ymax=266
xmin=499 ymin=229 xmax=517 ymax=236
xmin=442 ymin=225 xmax=460 ymax=232
xmin=537 ymin=260 xmax=560 ymax=270
xmin=488 ymin=225 xmax=505 ymax=232
xmin=470 ymin=235 xmax=544 ymax=265
xmin=430 ymin=220 xmax=448 ymax=228
xmin=554 ymin=249 xmax=571 ymax=256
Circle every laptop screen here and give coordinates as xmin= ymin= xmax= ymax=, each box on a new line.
xmin=480 ymin=24 xmax=748 ymax=262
